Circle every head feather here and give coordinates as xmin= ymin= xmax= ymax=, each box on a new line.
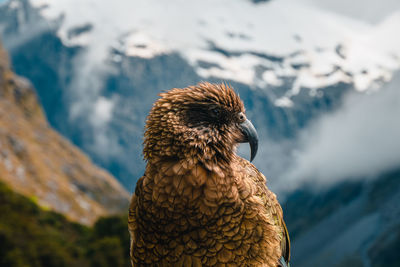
xmin=143 ymin=82 xmax=245 ymax=170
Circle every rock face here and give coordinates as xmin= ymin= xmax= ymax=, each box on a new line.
xmin=0 ymin=42 xmax=129 ymax=225
xmin=283 ymin=169 xmax=400 ymax=267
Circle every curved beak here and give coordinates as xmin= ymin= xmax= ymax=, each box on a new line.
xmin=239 ymin=119 xmax=259 ymax=162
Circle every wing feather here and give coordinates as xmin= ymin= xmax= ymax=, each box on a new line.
xmin=237 ymin=157 xmax=290 ymax=265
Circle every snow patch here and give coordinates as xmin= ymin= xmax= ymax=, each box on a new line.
xmin=26 ymin=0 xmax=400 ymax=97
xmin=124 ymin=32 xmax=169 ymax=58
xmin=275 ymin=97 xmax=294 ymax=108
xmin=263 ymin=71 xmax=283 ymax=87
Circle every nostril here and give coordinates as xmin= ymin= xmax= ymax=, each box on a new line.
xmin=238 ymin=113 xmax=245 ymax=121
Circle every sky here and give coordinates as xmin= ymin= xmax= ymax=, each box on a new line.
xmin=300 ymin=0 xmax=400 ymax=24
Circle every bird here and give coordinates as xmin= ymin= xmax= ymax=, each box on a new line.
xmin=128 ymin=82 xmax=290 ymax=267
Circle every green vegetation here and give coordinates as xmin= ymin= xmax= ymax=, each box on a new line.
xmin=0 ymin=181 xmax=130 ymax=267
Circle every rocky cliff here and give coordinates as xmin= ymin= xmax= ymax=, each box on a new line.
xmin=0 ymin=42 xmax=129 ymax=225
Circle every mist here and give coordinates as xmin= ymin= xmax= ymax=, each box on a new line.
xmin=274 ymin=73 xmax=400 ymax=193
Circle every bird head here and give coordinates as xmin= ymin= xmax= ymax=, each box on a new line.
xmin=143 ymin=82 xmax=258 ymax=171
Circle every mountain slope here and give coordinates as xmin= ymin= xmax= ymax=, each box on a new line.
xmin=283 ymin=168 xmax=400 ymax=267
xmin=0 ymin=41 xmax=129 ymax=225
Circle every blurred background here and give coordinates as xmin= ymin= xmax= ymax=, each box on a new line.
xmin=0 ymin=0 xmax=399 ymax=266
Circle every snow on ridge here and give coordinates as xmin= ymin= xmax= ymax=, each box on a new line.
xmin=123 ymin=31 xmax=169 ymax=59
xmin=27 ymin=0 xmax=400 ymax=99
xmin=275 ymin=97 xmax=294 ymax=108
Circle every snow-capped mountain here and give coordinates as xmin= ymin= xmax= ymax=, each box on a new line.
xmin=1 ymin=0 xmax=399 ymax=191
xmin=13 ymin=0 xmax=400 ymax=93
xmin=1 ymin=0 xmax=400 ymax=266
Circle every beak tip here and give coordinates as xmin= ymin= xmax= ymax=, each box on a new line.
xmin=240 ymin=119 xmax=259 ymax=163
xmin=249 ymin=141 xmax=258 ymax=162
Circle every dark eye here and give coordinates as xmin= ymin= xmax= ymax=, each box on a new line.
xmin=211 ymin=108 xmax=220 ymax=117
xmin=238 ymin=112 xmax=245 ymax=122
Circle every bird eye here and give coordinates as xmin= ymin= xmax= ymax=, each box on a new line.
xmin=238 ymin=112 xmax=246 ymax=122
xmin=211 ymin=108 xmax=220 ymax=117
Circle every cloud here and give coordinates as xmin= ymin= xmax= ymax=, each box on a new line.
xmin=66 ymin=48 xmax=122 ymax=159
xmin=91 ymin=97 xmax=114 ymax=127
xmin=275 ymin=73 xmax=400 ymax=193
xmin=299 ymin=0 xmax=400 ymax=24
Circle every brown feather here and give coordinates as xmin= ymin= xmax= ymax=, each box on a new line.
xmin=129 ymin=83 xmax=290 ymax=266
